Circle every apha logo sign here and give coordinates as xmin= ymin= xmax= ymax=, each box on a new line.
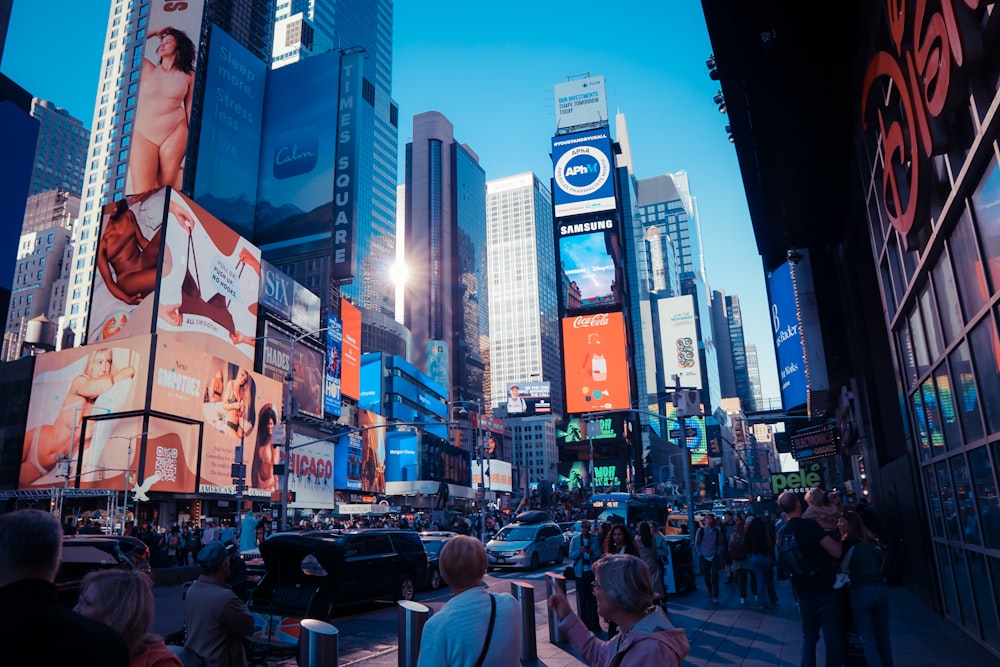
xmin=861 ymin=0 xmax=982 ymax=250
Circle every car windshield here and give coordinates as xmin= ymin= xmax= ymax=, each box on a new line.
xmin=422 ymin=540 xmax=446 ymax=557
xmin=495 ymin=526 xmax=536 ymax=542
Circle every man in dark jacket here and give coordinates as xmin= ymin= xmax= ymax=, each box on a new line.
xmin=0 ymin=509 xmax=129 ymax=666
xmin=185 ymin=540 xmax=255 ymax=666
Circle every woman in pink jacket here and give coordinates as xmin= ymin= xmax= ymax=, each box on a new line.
xmin=548 ymin=554 xmax=690 ymax=666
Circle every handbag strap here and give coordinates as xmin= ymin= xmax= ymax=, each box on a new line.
xmin=474 ymin=594 xmax=496 ymax=667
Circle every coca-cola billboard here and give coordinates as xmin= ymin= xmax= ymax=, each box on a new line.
xmin=562 ymin=312 xmax=631 ymax=413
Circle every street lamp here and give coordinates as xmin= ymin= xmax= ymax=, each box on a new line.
xmin=107 ymin=432 xmax=148 ymax=535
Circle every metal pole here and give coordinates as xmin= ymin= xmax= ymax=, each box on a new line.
xmin=121 ymin=440 xmax=131 ymax=536
xmin=674 ymin=376 xmax=696 ymax=543
xmin=510 ymin=581 xmax=537 ymax=661
xmin=545 ymin=572 xmax=568 ymax=644
xmin=299 ymin=618 xmax=339 ymax=667
xmin=478 ymin=400 xmax=486 ymax=545
xmin=281 ymin=371 xmax=293 ymax=531
xmin=397 ymin=600 xmax=430 ymax=667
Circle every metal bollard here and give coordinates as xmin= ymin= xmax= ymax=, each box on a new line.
xmin=397 ymin=600 xmax=431 ymax=667
xmin=298 ymin=618 xmax=339 ymax=667
xmin=545 ymin=572 xmax=568 ymax=644
xmin=510 ymin=581 xmax=537 ymax=662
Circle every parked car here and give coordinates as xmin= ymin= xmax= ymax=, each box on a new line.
xmin=558 ymin=520 xmax=584 ymax=551
xmin=247 ymin=529 xmax=429 ymax=650
xmin=486 ymin=520 xmax=565 ymax=570
xmin=418 ymin=531 xmax=456 ymax=590
xmin=55 ymin=534 xmax=152 ymax=608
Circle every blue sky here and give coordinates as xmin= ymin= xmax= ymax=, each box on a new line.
xmin=3 ymin=0 xmax=780 ymax=400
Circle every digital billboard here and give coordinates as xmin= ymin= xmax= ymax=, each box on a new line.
xmin=287 ymin=428 xmax=335 ymax=509
xmin=558 ymin=217 xmax=620 ymax=310
xmin=559 ymin=414 xmax=623 ymax=446
xmin=20 ymin=338 xmax=152 ymax=488
xmin=472 ymin=458 xmax=513 ymax=492
xmin=505 ymin=381 xmax=550 ymax=416
xmin=385 ymin=430 xmax=418 ymax=483
xmin=341 ymin=299 xmax=361 ymax=400
xmin=558 ymin=461 xmax=591 ymax=492
xmin=357 ymin=408 xmax=386 ymax=494
xmin=324 ymin=312 xmax=343 ymax=417
xmin=426 ymin=340 xmax=449 ymax=391
xmin=554 ymin=76 xmax=608 ymax=132
xmin=658 ymin=294 xmax=703 ymax=390
xmin=562 ymin=312 xmax=632 ymax=413
xmin=149 ymin=337 xmax=282 ymax=495
xmin=127 ymin=0 xmax=206 ymax=195
xmin=255 ymin=50 xmax=340 ymax=252
xmin=330 ymin=51 xmax=362 ymax=280
xmin=193 ymin=25 xmax=266 ymax=238
xmin=258 ymin=261 xmax=320 ymax=333
xmin=359 ymin=352 xmax=383 ymax=414
xmin=157 ymin=190 xmax=262 ymax=365
xmin=260 ymin=322 xmax=323 ymax=419
xmin=334 ymin=430 xmax=363 ymax=491
xmin=768 ymin=260 xmax=807 ymax=410
xmin=87 ymin=188 xmax=168 ymax=344
xmin=421 ymin=438 xmax=472 ymax=488
xmin=551 ymin=131 xmax=616 ymax=217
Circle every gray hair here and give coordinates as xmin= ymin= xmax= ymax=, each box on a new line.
xmin=592 ymin=553 xmax=654 ymax=613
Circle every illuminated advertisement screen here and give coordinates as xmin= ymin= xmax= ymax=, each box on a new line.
xmin=341 ymin=299 xmax=361 ymax=400
xmin=558 ymin=413 xmax=624 ymax=447
xmin=768 ymin=261 xmax=807 ymax=410
xmin=20 ymin=338 xmax=152 ymax=489
xmin=254 ymin=50 xmax=340 ymax=252
xmin=157 ymin=190 xmax=262 ymax=366
xmin=330 ymin=51 xmax=363 ymax=280
xmin=473 ymin=458 xmax=513 ymax=492
xmin=421 ymin=439 xmax=472 ymax=488
xmin=359 ymin=352 xmax=382 ymax=414
xmin=506 ymin=381 xmax=551 ymax=416
xmin=258 ymin=261 xmax=320 ymax=333
xmin=558 ymin=220 xmax=620 ymax=310
xmin=592 ymin=460 xmax=626 ymax=492
xmin=551 ymin=131 xmax=616 ymax=217
xmin=287 ymin=428 xmax=335 ymax=509
xmin=385 ymin=431 xmax=418 ymax=483
xmin=87 ymin=188 xmax=168 ymax=344
xmin=324 ymin=312 xmax=343 ymax=417
xmin=790 ymin=425 xmax=841 ymax=463
xmin=149 ymin=337 xmax=282 ymax=495
xmin=426 ymin=340 xmax=449 ymax=392
xmin=193 ymin=25 xmax=266 ymax=238
xmin=260 ymin=322 xmax=323 ymax=419
xmin=357 ymin=408 xmax=386 ymax=494
xmin=127 ymin=0 xmax=206 ymax=195
xmin=558 ymin=461 xmax=591 ymax=492
xmin=334 ymin=431 xmax=363 ymax=491
xmin=554 ymin=76 xmax=608 ymax=132
xmin=658 ymin=294 xmax=703 ymax=390
xmin=562 ymin=312 xmax=631 ymax=413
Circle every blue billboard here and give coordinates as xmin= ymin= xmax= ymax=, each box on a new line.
xmin=334 ymin=431 xmax=362 ymax=491
xmin=768 ymin=261 xmax=808 ymax=410
xmin=359 ymin=352 xmax=383 ymax=414
xmin=558 ymin=218 xmax=620 ymax=309
xmin=193 ymin=26 xmax=266 ymax=239
xmin=551 ymin=131 xmax=617 ymax=217
xmin=385 ymin=431 xmax=419 ymax=483
xmin=325 ymin=312 xmax=343 ymax=417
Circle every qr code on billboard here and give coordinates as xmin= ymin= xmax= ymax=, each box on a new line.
xmin=154 ymin=446 xmax=178 ymax=483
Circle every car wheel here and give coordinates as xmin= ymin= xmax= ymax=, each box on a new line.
xmin=430 ymin=567 xmax=442 ymax=590
xmin=398 ymin=576 xmax=416 ymax=601
xmin=530 ymin=552 xmax=540 ymax=570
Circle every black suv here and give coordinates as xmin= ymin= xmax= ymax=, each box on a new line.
xmin=55 ymin=535 xmax=152 ymax=607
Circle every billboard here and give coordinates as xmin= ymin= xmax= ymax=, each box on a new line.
xmin=149 ymin=337 xmax=282 ymax=495
xmin=260 ymin=322 xmax=323 ymax=419
xmin=562 ymin=312 xmax=632 ymax=413
xmin=385 ymin=430 xmax=419 ymax=483
xmin=287 ymin=428 xmax=336 ymax=509
xmin=426 ymin=340 xmax=449 ymax=391
xmin=330 ymin=51 xmax=362 ymax=280
xmin=790 ymin=424 xmax=841 ymax=463
xmin=258 ymin=260 xmax=321 ymax=333
xmin=193 ymin=25 xmax=266 ymax=238
xmin=127 ymin=0 xmax=206 ymax=195
xmin=768 ymin=260 xmax=807 ymax=410
xmin=255 ymin=50 xmax=340 ymax=252
xmin=554 ymin=76 xmax=608 ymax=132
xmin=551 ymin=131 xmax=616 ymax=217
xmin=421 ymin=438 xmax=472 ymax=488
xmin=19 ymin=339 xmax=152 ymax=488
xmin=357 ymin=408 xmax=386 ymax=494
xmin=334 ymin=430 xmax=363 ymax=491
xmin=505 ymin=381 xmax=550 ymax=416
xmin=359 ymin=352 xmax=383 ymax=414
xmin=558 ymin=217 xmax=620 ymax=310
xmin=157 ymin=190 xmax=262 ymax=365
xmin=472 ymin=458 xmax=513 ymax=492
xmin=558 ymin=461 xmax=592 ymax=492
xmin=341 ymin=299 xmax=361 ymax=400
xmin=658 ymin=295 xmax=703 ymax=390
xmin=88 ymin=188 xmax=169 ymax=344
xmin=324 ymin=312 xmax=343 ymax=417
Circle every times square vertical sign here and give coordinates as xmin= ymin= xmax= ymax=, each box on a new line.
xmin=331 ymin=51 xmax=363 ymax=280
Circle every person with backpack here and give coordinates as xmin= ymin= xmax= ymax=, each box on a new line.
xmin=728 ymin=519 xmax=757 ymax=605
xmin=838 ymin=511 xmax=894 ymax=667
xmin=745 ymin=515 xmax=778 ymax=610
xmin=776 ymin=490 xmax=844 ymax=667
xmin=694 ymin=514 xmax=724 ymax=604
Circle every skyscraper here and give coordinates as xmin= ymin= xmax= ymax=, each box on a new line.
xmin=635 ymin=172 xmax=705 ymax=280
xmin=403 ymin=111 xmax=489 ymax=404
xmin=61 ymin=0 xmax=272 ymax=345
xmin=726 ymin=293 xmax=753 ymax=411
xmin=746 ymin=342 xmax=763 ymax=410
xmin=485 ymin=172 xmax=562 ymax=416
xmin=28 ymin=100 xmax=89 ymax=197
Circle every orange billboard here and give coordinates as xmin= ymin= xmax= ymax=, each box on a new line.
xmin=341 ymin=298 xmax=361 ymax=400
xmin=562 ymin=312 xmax=631 ymax=413
xmin=20 ymin=338 xmax=152 ymax=488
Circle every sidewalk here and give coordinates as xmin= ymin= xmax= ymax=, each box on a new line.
xmin=327 ymin=574 xmax=1000 ymax=667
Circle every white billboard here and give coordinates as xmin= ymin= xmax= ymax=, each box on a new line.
xmin=554 ymin=76 xmax=608 ymax=132
xmin=658 ymin=294 xmax=702 ymax=390
xmin=472 ymin=459 xmax=513 ymax=492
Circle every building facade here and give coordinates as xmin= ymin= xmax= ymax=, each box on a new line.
xmin=28 ymin=100 xmax=89 ymax=198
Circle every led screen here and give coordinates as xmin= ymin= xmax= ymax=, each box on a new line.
xmin=551 ymin=131 xmax=616 ymax=217
xmin=562 ymin=312 xmax=631 ymax=413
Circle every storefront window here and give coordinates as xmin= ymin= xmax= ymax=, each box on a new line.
xmin=938 ymin=461 xmax=961 ymax=541
xmin=969 ymin=446 xmax=999 ymax=549
xmin=920 ymin=284 xmax=945 ymax=360
xmin=968 ymin=313 xmax=1000 ymax=434
xmin=926 ymin=465 xmax=945 ymax=537
xmin=951 ymin=547 xmax=981 ymax=637
xmin=935 ymin=364 xmax=962 ymax=450
xmin=933 ymin=251 xmax=965 ymax=345
xmin=951 ymin=454 xmax=980 ymax=546
xmin=936 ymin=542 xmax=960 ymax=623
xmin=949 ymin=341 xmax=985 ymax=443
xmin=921 ymin=378 xmax=945 ymax=457
xmin=950 ymin=208 xmax=989 ymax=320
xmin=913 ymin=390 xmax=932 ymax=462
xmin=971 ymin=156 xmax=1000 ymax=296
xmin=909 ymin=307 xmax=931 ymax=376
xmin=897 ymin=324 xmax=918 ymax=391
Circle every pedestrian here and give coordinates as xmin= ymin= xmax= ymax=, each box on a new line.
xmin=76 ymin=569 xmax=182 ymax=667
xmin=728 ymin=519 xmax=756 ymax=605
xmin=0 ymin=509 xmax=129 ymax=666
xmin=694 ymin=514 xmax=724 ymax=604
xmin=777 ymin=490 xmax=844 ymax=667
xmin=636 ymin=521 xmax=668 ymax=610
xmin=602 ymin=523 xmax=641 ymax=636
xmin=548 ymin=554 xmax=690 ymax=666
xmin=569 ymin=520 xmax=603 ymax=633
xmin=166 ymin=526 xmax=182 ymax=566
xmin=184 ymin=540 xmax=255 ymax=666
xmin=417 ymin=535 xmax=521 ymax=666
xmin=745 ymin=516 xmax=777 ymax=609
xmin=838 ymin=511 xmax=893 ymax=667
xmin=720 ymin=510 xmax=736 ymax=583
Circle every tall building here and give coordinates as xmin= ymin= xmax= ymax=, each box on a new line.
xmin=745 ymin=343 xmax=763 ymax=410
xmin=269 ymin=0 xmax=400 ymax=319
xmin=403 ymin=111 xmax=489 ymax=405
xmin=711 ymin=289 xmax=736 ymax=397
xmin=485 ymin=172 xmax=562 ymax=415
xmin=61 ymin=0 xmax=273 ymax=345
xmin=28 ymin=100 xmax=89 ymax=197
xmin=726 ymin=293 xmax=753 ymax=410
xmin=635 ymin=172 xmax=705 ymax=280
xmin=0 ymin=74 xmax=39 ymax=298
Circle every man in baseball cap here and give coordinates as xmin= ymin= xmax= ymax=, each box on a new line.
xmin=185 ymin=540 xmax=254 ymax=665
